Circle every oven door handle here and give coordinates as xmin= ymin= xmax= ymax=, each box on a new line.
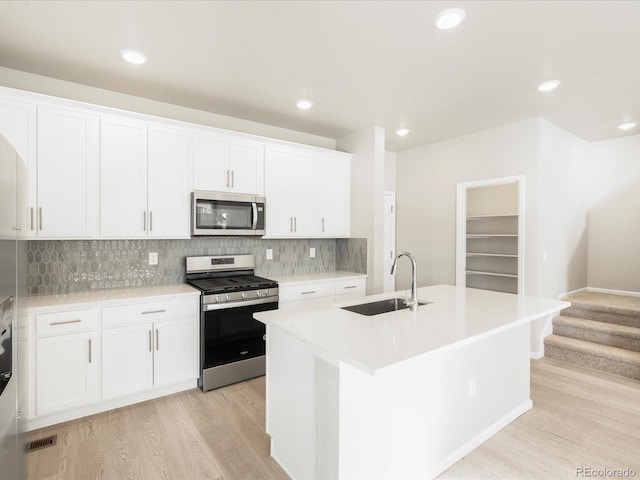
xmin=251 ymin=202 xmax=258 ymax=230
xmin=203 ymin=296 xmax=278 ymax=311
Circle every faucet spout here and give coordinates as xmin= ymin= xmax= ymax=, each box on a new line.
xmin=390 ymin=252 xmax=419 ymax=312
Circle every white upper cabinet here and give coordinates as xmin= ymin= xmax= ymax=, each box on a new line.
xmin=229 ymin=139 xmax=264 ymax=195
xmin=193 ymin=131 xmax=264 ymax=195
xmin=193 ymin=132 xmax=229 ymax=192
xmin=147 ymin=125 xmax=190 ymax=237
xmin=100 ymin=116 xmax=148 ymax=238
xmin=318 ymin=152 xmax=350 ymax=237
xmin=100 ymin=116 xmax=190 ymax=238
xmin=0 ymin=97 xmax=36 ymax=236
xmin=265 ymin=146 xmax=318 ymax=237
xmin=265 ymin=146 xmax=350 ymax=238
xmin=36 ymin=106 xmax=99 ymax=238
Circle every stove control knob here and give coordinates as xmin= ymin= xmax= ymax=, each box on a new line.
xmin=241 ymin=292 xmax=246 ymax=300
xmin=256 ymin=290 xmax=261 ymax=297
xmin=214 ymin=296 xmax=219 ymax=303
xmin=225 ymin=294 xmax=230 ymax=302
xmin=265 ymin=289 xmax=270 ymax=296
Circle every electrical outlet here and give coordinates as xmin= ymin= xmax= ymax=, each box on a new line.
xmin=310 ymin=247 xmax=316 ymax=258
xmin=148 ymin=252 xmax=158 ymax=266
xmin=468 ymin=377 xmax=477 ymax=398
xmin=266 ymin=248 xmax=273 ymax=260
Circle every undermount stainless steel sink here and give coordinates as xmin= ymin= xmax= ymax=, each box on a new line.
xmin=341 ymin=298 xmax=431 ymax=316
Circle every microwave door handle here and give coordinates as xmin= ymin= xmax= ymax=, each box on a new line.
xmin=251 ymin=202 xmax=258 ymax=230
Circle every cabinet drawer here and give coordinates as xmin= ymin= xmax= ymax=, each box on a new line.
xmin=279 ymin=282 xmax=334 ymax=303
xmin=36 ymin=309 xmax=98 ymax=336
xmin=334 ymin=278 xmax=366 ymax=297
xmin=102 ymin=297 xmax=197 ymax=328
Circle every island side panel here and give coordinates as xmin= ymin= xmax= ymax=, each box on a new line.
xmin=266 ymin=324 xmax=317 ymax=479
xmin=336 ymin=322 xmax=532 ymax=479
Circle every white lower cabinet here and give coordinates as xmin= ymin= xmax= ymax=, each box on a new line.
xmin=278 ymin=275 xmax=367 ymax=306
xmin=102 ymin=316 xmax=197 ymax=399
xmin=102 ymin=324 xmax=154 ymax=399
xmin=26 ymin=291 xmax=199 ymax=430
xmin=34 ymin=308 xmax=100 ymax=416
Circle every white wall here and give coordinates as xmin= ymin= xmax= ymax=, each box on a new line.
xmin=395 ymin=118 xmax=591 ymax=301
xmin=395 ymin=118 xmax=541 ymax=295
xmin=384 ymin=151 xmax=396 ymax=192
xmin=587 ymin=134 xmax=640 ymax=293
xmin=337 ymin=127 xmax=386 ymax=294
xmin=0 ymin=66 xmax=335 ymax=149
xmin=537 ymin=119 xmax=589 ymax=298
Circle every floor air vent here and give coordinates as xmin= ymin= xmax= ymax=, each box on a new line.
xmin=26 ymin=434 xmax=57 ymax=452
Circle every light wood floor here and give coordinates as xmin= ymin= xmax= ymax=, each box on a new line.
xmin=28 ymin=358 xmax=640 ymax=480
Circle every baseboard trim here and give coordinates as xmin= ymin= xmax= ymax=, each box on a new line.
xmin=427 ymin=399 xmax=533 ymax=479
xmin=530 ymin=351 xmax=544 ymax=359
xmin=587 ymin=287 xmax=640 ymax=298
xmin=560 ymin=287 xmax=588 ymax=300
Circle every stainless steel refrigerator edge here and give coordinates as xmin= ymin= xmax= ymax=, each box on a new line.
xmin=0 ymin=134 xmax=27 ymax=480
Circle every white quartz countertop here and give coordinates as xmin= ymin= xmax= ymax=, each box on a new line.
xmin=269 ymin=271 xmax=366 ymax=285
xmin=255 ymin=284 xmax=569 ymax=375
xmin=23 ymin=284 xmax=200 ymax=312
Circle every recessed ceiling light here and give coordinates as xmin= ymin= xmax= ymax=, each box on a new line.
xmin=296 ymin=99 xmax=314 ymax=110
xmin=121 ymin=49 xmax=147 ymax=65
xmin=537 ymin=80 xmax=561 ymax=92
xmin=434 ymin=8 xmax=466 ymax=30
xmin=396 ymin=128 xmax=410 ymax=137
xmin=618 ymin=122 xmax=637 ymax=131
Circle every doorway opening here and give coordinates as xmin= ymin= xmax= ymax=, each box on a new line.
xmin=456 ymin=176 xmax=525 ymax=294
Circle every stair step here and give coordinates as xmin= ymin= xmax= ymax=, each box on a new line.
xmin=562 ymin=292 xmax=640 ymax=328
xmin=553 ymin=315 xmax=640 ymax=352
xmin=544 ymin=335 xmax=640 ymax=380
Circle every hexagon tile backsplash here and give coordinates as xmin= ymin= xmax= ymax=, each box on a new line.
xmin=27 ymin=237 xmax=367 ymax=295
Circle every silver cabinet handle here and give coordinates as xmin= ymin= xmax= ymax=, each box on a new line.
xmin=301 ymin=291 xmax=316 ymax=295
xmin=148 ymin=330 xmax=152 ymax=352
xmin=50 ymin=319 xmax=81 ymax=326
xmin=344 ymin=285 xmax=357 ymax=289
xmin=231 ymin=170 xmax=235 ymax=188
xmin=322 ymin=218 xmax=325 ymax=232
xmin=226 ymin=170 xmax=230 ymax=188
xmin=143 ymin=211 xmax=147 ymax=232
xmin=142 ymin=309 xmax=166 ymax=315
xmin=156 ymin=329 xmax=159 ymax=351
xmin=290 ymin=217 xmax=293 ymax=232
xmin=38 ymin=207 xmax=42 ymax=231
xmin=30 ymin=207 xmax=34 ymax=231
xmin=294 ymin=217 xmax=297 ymax=232
xmin=88 ymin=338 xmax=92 ymax=363
xmin=149 ymin=211 xmax=153 ymax=232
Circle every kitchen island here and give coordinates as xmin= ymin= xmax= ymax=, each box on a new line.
xmin=254 ymin=284 xmax=569 ymax=480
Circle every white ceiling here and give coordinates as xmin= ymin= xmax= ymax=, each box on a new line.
xmin=0 ymin=1 xmax=639 ymax=151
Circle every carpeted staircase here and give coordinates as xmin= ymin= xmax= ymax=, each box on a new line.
xmin=544 ymin=291 xmax=640 ymax=380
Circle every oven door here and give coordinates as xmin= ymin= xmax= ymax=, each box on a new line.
xmin=201 ymin=299 xmax=277 ymax=371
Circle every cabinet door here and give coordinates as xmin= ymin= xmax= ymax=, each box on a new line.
xmin=264 ymin=147 xmax=292 ymax=236
xmin=147 ymin=125 xmax=190 ymax=238
xmin=193 ymin=132 xmax=229 ymax=192
xmin=100 ymin=116 xmax=148 ymax=237
xmin=102 ymin=324 xmax=154 ymax=399
xmin=36 ymin=331 xmax=98 ymax=415
xmin=229 ymin=139 xmax=264 ymax=195
xmin=290 ymin=152 xmax=318 ymax=237
xmin=318 ymin=153 xmax=350 ymax=237
xmin=37 ymin=106 xmax=98 ymax=238
xmin=153 ymin=317 xmax=197 ymax=387
xmin=0 ymin=97 xmax=36 ymax=236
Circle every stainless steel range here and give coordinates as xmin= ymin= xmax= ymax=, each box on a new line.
xmin=185 ymin=255 xmax=278 ymax=391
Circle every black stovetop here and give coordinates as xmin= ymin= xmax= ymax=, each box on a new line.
xmin=187 ymin=274 xmax=277 ymax=294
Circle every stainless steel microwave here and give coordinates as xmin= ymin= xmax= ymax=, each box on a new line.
xmin=192 ymin=191 xmax=265 ymax=236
